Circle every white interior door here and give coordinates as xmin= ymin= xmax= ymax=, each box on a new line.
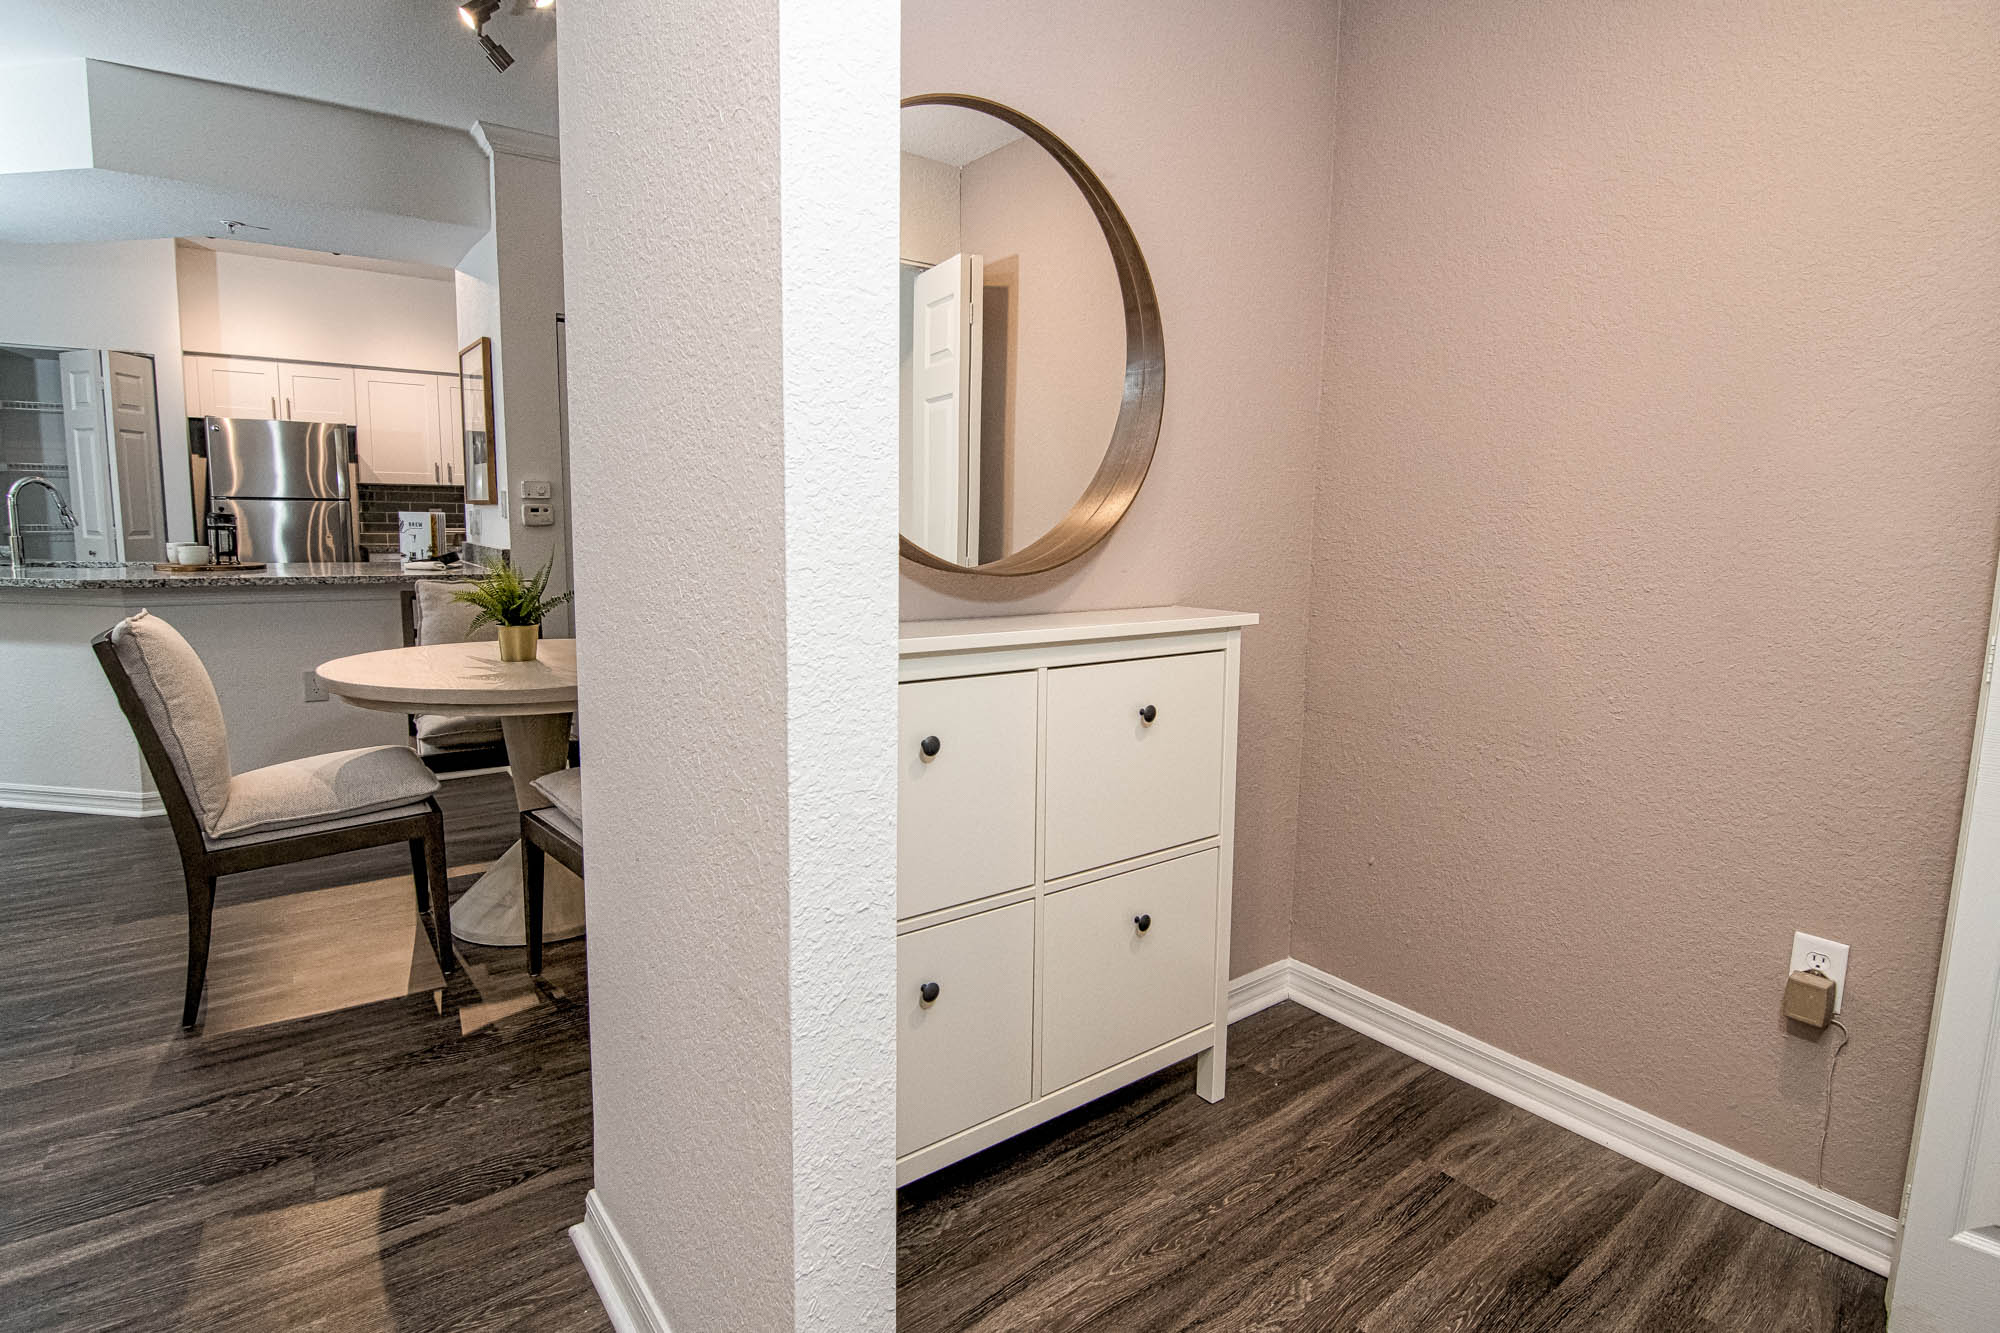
xmin=904 ymin=253 xmax=982 ymax=564
xmin=57 ymin=349 xmax=115 ymax=561
xmin=1893 ymin=569 xmax=2000 ymax=1329
xmin=102 ymin=351 xmax=167 ymax=563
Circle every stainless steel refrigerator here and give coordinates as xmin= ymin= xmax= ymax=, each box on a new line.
xmin=195 ymin=418 xmax=359 ymax=563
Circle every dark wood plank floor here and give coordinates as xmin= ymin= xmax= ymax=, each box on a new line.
xmin=0 ymin=773 xmax=609 ymax=1333
xmin=899 ymin=1002 xmax=1890 ymax=1333
xmin=4 ymin=778 xmax=1890 ymax=1332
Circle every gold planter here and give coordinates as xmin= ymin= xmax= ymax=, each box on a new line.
xmin=497 ymin=624 xmax=540 ymax=662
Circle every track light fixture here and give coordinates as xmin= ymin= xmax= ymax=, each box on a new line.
xmin=480 ymin=33 xmax=516 ymax=71
xmin=458 ymin=0 xmax=499 ymax=31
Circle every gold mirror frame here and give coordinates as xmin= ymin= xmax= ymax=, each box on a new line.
xmin=899 ymin=94 xmax=1165 ymax=577
xmin=459 ymin=337 xmax=499 ymax=506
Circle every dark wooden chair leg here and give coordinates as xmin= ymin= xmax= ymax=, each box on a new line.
xmin=183 ymin=873 xmax=216 ymax=1028
xmin=522 ymin=829 xmax=545 ymax=976
xmin=423 ymin=809 xmax=455 ymax=975
xmin=409 ymin=837 xmax=431 ymax=914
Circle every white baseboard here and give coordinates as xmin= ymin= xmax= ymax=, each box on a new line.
xmin=1229 ymin=958 xmax=1898 ymax=1276
xmin=571 ymin=1188 xmax=674 ymax=1333
xmin=0 ymin=781 xmax=163 ymax=818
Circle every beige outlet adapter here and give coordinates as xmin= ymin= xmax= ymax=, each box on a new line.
xmin=1784 ymin=969 xmax=1837 ymax=1028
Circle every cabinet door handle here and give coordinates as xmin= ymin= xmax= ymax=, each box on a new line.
xmin=285 ymin=397 xmax=292 ymax=419
xmin=1139 ymin=704 xmax=1158 ymax=724
xmin=918 ymin=981 xmax=940 ymax=1004
xmin=433 ymin=462 xmax=440 ymax=483
xmin=270 ymin=395 xmax=278 ymax=418
xmin=919 ymin=735 xmax=941 ymax=759
xmin=1134 ymin=913 xmax=1152 ymax=934
xmin=447 ymin=462 xmax=454 ymax=484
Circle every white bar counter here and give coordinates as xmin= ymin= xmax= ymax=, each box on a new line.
xmin=1 ymin=561 xmax=467 ymax=816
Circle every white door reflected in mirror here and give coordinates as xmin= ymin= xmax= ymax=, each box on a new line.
xmin=903 ymin=253 xmax=983 ymax=565
xmin=900 ymin=103 xmax=1128 ymax=568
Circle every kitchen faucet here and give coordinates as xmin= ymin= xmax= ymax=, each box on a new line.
xmin=5 ymin=476 xmax=79 ymax=568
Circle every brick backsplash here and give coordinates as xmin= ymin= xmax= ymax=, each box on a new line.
xmin=358 ymin=483 xmax=467 ymax=556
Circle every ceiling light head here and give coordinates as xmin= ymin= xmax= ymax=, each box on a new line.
xmin=480 ymin=33 xmax=516 ymax=72
xmin=459 ymin=0 xmax=500 ymax=31
xmin=532 ymin=0 xmax=555 ymax=8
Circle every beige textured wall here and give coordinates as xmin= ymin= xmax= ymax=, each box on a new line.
xmin=902 ymin=0 xmax=1339 ymax=976
xmin=1299 ymin=0 xmax=2000 ymax=1213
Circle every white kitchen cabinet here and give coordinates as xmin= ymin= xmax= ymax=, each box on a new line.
xmin=276 ymin=363 xmax=356 ymax=425
xmin=895 ymin=607 xmax=1255 ymax=1186
xmin=435 ymin=372 xmax=463 ymax=486
xmin=355 ymin=370 xmax=442 ymax=485
xmin=184 ymin=355 xmax=280 ymax=420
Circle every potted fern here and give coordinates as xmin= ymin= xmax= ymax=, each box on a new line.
xmin=452 ymin=556 xmax=572 ymax=662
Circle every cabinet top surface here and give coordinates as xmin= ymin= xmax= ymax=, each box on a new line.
xmin=899 ymin=606 xmax=1257 ymax=657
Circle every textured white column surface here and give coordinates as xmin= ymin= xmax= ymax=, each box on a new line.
xmin=556 ymin=0 xmax=899 ymax=1329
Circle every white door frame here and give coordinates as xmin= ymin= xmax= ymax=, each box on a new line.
xmin=1891 ymin=557 xmax=2000 ymax=1329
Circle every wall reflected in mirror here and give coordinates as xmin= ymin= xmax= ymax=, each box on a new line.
xmin=900 ymin=104 xmax=1126 ymax=567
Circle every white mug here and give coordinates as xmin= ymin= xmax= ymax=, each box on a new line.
xmin=171 ymin=543 xmax=213 ymax=566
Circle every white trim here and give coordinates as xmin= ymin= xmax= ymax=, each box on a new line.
xmin=1227 ymin=959 xmax=1899 ymax=1275
xmin=1226 ymin=957 xmax=1293 ymax=1023
xmin=473 ymin=121 xmax=560 ymax=163
xmin=0 ymin=781 xmax=162 ymax=818
xmin=570 ymin=1189 xmax=673 ymax=1333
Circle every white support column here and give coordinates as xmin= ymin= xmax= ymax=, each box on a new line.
xmin=557 ymin=1 xmax=899 ymax=1330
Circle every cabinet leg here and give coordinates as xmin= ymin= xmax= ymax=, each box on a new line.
xmin=1196 ymin=1037 xmax=1226 ymax=1103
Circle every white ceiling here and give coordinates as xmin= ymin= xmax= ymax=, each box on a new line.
xmin=902 ymin=106 xmax=1026 ymax=169
xmin=0 ymin=0 xmax=559 ymax=135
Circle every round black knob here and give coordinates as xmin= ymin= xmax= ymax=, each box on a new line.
xmin=919 ymin=735 xmax=941 ymax=758
xmin=1134 ymin=913 xmax=1152 ymax=933
xmin=919 ymin=981 xmax=940 ymax=1004
xmin=1139 ymin=704 xmax=1157 ymax=724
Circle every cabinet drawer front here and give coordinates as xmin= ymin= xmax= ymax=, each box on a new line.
xmin=1044 ymin=652 xmax=1226 ymax=878
xmin=898 ymin=901 xmax=1036 ymax=1156
xmin=898 ymin=671 xmax=1038 ymax=919
xmin=1041 ymin=849 xmax=1219 ymax=1092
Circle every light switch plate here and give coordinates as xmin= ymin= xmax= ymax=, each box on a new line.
xmin=519 ymin=479 xmax=552 ymax=499
xmin=1789 ymin=932 xmax=1849 ymax=1013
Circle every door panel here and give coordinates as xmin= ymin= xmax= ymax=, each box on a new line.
xmin=1044 ymin=652 xmax=1227 ymax=878
xmin=898 ymin=901 xmax=1035 ymax=1156
xmin=58 ymin=350 xmax=114 ymax=561
xmin=278 ymin=364 xmax=357 ymax=425
xmin=1041 ymin=850 xmax=1220 ymax=1092
xmin=898 ymin=671 xmax=1038 ymax=919
xmin=1895 ymin=567 xmax=2000 ymax=1323
xmin=357 ymin=372 xmax=441 ymax=485
xmin=905 ymin=253 xmax=982 ymax=564
xmin=103 ymin=351 xmax=167 ymax=562
xmin=188 ymin=356 xmax=280 ymax=420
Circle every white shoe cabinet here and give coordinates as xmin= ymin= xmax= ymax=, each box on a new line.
xmin=895 ymin=606 xmax=1255 ymax=1185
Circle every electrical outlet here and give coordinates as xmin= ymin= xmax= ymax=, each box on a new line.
xmin=302 ymin=669 xmax=329 ymax=703
xmin=1789 ymin=932 xmax=1849 ymax=1013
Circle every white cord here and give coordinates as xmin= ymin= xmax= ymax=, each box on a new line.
xmin=1816 ymin=1016 xmax=1850 ymax=1188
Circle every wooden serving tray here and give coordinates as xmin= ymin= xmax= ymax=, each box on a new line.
xmin=152 ymin=562 xmax=268 ymax=573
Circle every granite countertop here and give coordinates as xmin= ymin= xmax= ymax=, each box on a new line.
xmin=0 ymin=560 xmax=481 ymax=590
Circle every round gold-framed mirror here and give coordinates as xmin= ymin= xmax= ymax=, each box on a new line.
xmin=899 ymin=94 xmax=1164 ymax=576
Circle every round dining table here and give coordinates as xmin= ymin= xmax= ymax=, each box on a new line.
xmin=314 ymin=637 xmax=582 ymax=947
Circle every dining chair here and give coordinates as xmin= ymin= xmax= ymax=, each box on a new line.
xmin=520 ymin=766 xmax=583 ymax=976
xmin=400 ymin=582 xmax=507 ymax=769
xmin=92 ymin=611 xmax=457 ymax=1028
